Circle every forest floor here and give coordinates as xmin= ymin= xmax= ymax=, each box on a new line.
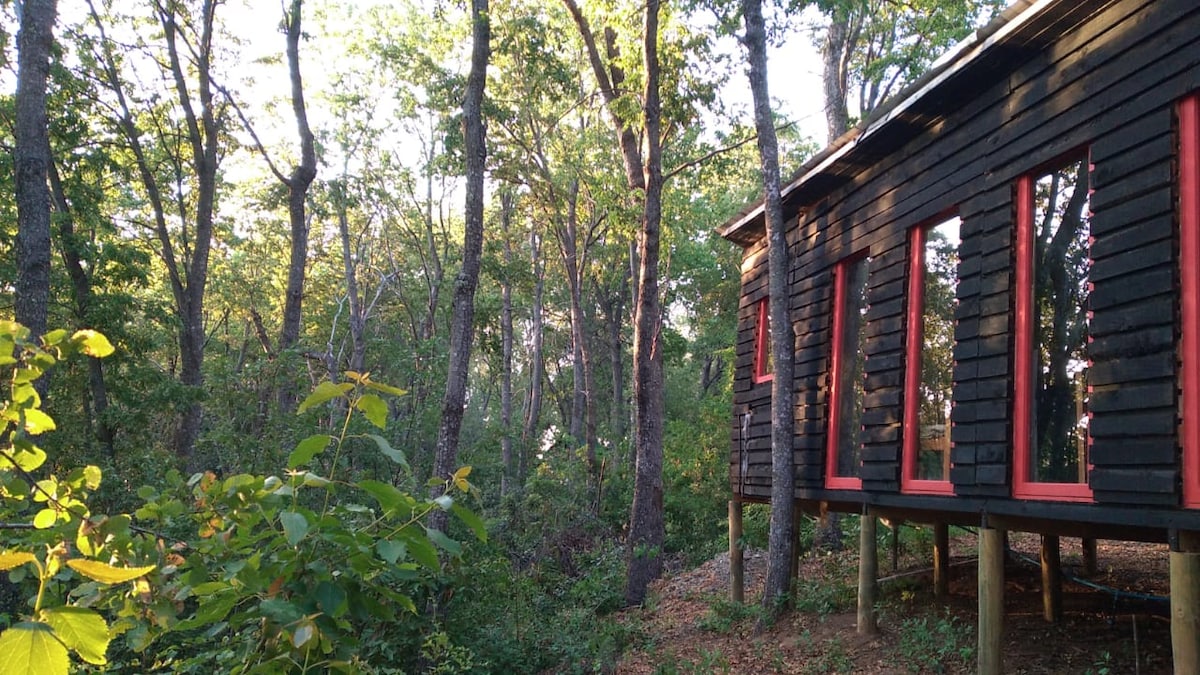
xmin=613 ymin=528 xmax=1174 ymax=674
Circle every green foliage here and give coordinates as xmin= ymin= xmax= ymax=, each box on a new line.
xmin=697 ymin=597 xmax=762 ymax=634
xmin=894 ymin=611 xmax=974 ymax=673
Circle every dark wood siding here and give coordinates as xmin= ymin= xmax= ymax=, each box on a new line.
xmin=728 ymin=0 xmax=1200 ymax=521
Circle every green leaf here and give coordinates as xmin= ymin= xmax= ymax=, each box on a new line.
xmin=451 ymin=503 xmax=488 ymax=542
xmin=355 ymin=394 xmax=388 ymax=429
xmin=73 ymin=330 xmax=115 ymax=358
xmin=176 ymin=592 xmax=238 ymax=630
xmin=364 ymin=380 xmax=407 ymax=396
xmin=42 ymin=607 xmax=108 ymax=665
xmin=366 ymin=435 xmax=408 ymax=470
xmin=22 ymin=409 xmax=55 ymax=435
xmin=279 ymin=512 xmax=309 ymax=547
xmin=32 ymin=509 xmax=56 ymax=529
xmin=376 ymin=540 xmax=406 ymax=564
xmin=287 ymin=435 xmax=331 ymax=469
xmin=358 ymin=479 xmax=404 ymax=512
xmin=399 ymin=530 xmax=440 ymax=570
xmin=297 ymin=381 xmax=351 ymax=413
xmin=80 ymin=466 xmax=102 ymax=490
xmin=42 ymin=329 xmax=70 ymax=346
xmin=0 ymin=622 xmax=69 ymax=675
xmin=426 ymin=529 xmax=462 ymax=557
xmin=314 ymin=581 xmax=347 ymax=618
xmin=258 ymin=598 xmax=304 ymax=625
xmin=0 ymin=552 xmax=36 ymax=572
xmin=66 ymin=559 xmax=155 ymax=584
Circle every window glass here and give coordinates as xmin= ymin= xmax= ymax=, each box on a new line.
xmin=754 ymin=297 xmax=773 ymax=382
xmin=915 ymin=217 xmax=960 ymax=481
xmin=1029 ymin=158 xmax=1091 ymax=484
xmin=834 ymin=255 xmax=870 ymax=478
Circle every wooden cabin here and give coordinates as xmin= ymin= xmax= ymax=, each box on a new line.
xmin=721 ymin=0 xmax=1200 ymax=670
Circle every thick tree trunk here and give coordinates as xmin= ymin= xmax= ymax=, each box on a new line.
xmin=742 ymin=0 xmax=797 ymax=617
xmin=499 ymin=191 xmax=516 ymax=499
xmin=821 ymin=7 xmax=853 ymax=142
xmin=13 ymin=0 xmax=58 ymax=346
xmin=430 ymin=0 xmax=489 ymax=531
xmin=624 ymin=0 xmax=666 ymax=606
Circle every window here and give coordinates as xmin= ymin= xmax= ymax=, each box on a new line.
xmin=1013 ymin=154 xmax=1094 ymax=502
xmin=902 ymin=215 xmax=960 ymax=494
xmin=1181 ymin=94 xmax=1200 ymax=508
xmin=826 ymin=253 xmax=870 ymax=490
xmin=753 ymin=297 xmax=773 ymax=384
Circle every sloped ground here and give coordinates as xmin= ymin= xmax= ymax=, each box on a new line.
xmin=615 ymin=531 xmax=1174 ymax=674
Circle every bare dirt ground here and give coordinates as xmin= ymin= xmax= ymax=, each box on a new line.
xmin=615 ymin=529 xmax=1173 ymax=674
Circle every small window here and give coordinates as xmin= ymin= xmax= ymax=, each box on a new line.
xmin=826 ymin=253 xmax=870 ymax=490
xmin=902 ymin=215 xmax=960 ymax=495
xmin=1181 ymin=93 xmax=1200 ymax=508
xmin=753 ymin=297 xmax=773 ymax=384
xmin=1014 ymin=154 xmax=1094 ymax=502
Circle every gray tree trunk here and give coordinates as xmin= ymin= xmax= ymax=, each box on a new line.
xmin=742 ymin=0 xmax=796 ymax=616
xmin=13 ymin=0 xmax=58 ymax=345
xmin=821 ymin=7 xmax=854 ymax=142
xmin=430 ymin=0 xmax=489 ymax=531
xmin=521 ymin=225 xmax=545 ymax=485
xmin=499 ymin=191 xmax=516 ymax=499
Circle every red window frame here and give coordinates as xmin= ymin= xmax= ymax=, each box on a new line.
xmin=1013 ymin=164 xmax=1094 ymax=503
xmin=1181 ymin=94 xmax=1200 ymax=508
xmin=902 ymin=220 xmax=955 ymax=495
xmin=753 ymin=297 xmax=773 ymax=384
xmin=826 ymin=254 xmax=868 ymax=491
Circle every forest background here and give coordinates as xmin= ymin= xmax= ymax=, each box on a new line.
xmin=0 ymin=0 xmax=1001 ymax=671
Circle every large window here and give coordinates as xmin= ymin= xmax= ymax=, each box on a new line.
xmin=753 ymin=297 xmax=773 ymax=384
xmin=1014 ymin=154 xmax=1094 ymax=502
xmin=826 ymin=253 xmax=870 ymax=490
xmin=902 ymin=215 xmax=960 ymax=494
xmin=1181 ymin=94 xmax=1200 ymax=508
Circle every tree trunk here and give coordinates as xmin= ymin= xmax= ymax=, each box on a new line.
xmin=742 ymin=0 xmax=797 ymax=617
xmin=336 ymin=184 xmax=366 ymax=374
xmin=605 ymin=289 xmax=625 ymax=452
xmin=821 ymin=7 xmax=854 ymax=142
xmin=558 ymin=180 xmax=598 ymax=475
xmin=13 ymin=0 xmax=58 ymax=346
xmin=521 ymin=224 xmax=545 ymax=484
xmin=429 ymin=0 xmax=489 ymax=531
xmin=499 ymin=191 xmax=516 ymax=499
xmin=624 ymin=0 xmax=666 ymax=606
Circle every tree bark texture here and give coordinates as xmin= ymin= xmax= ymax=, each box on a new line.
xmin=14 ymin=0 xmax=58 ymax=344
xmin=623 ymin=0 xmax=666 ymax=607
xmin=521 ymin=224 xmax=546 ymax=485
xmin=558 ymin=179 xmax=598 ymax=475
xmin=742 ymin=0 xmax=796 ymax=615
xmin=430 ymin=0 xmax=489 ymax=531
xmin=821 ymin=6 xmax=855 ymax=142
xmin=499 ymin=191 xmax=516 ymax=499
xmin=278 ymin=0 xmax=318 ymax=355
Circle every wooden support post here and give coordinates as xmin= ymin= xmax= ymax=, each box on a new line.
xmin=729 ymin=500 xmax=744 ymax=603
xmin=1171 ymin=531 xmax=1200 ymax=674
xmin=1082 ymin=538 xmax=1098 ymax=577
xmin=978 ymin=526 xmax=1004 ymax=675
xmin=933 ymin=522 xmax=950 ymax=598
xmin=1040 ymin=534 xmax=1062 ymax=622
xmin=857 ymin=514 xmax=878 ymax=635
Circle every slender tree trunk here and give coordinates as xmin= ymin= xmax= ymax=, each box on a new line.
xmin=336 ymin=185 xmax=366 ymax=374
xmin=499 ymin=191 xmax=516 ymax=499
xmin=742 ymin=0 xmax=797 ymax=618
xmin=624 ymin=0 xmax=666 ymax=606
xmin=558 ymin=180 xmax=598 ymax=474
xmin=13 ymin=0 xmax=58 ymax=347
xmin=605 ymin=289 xmax=625 ymax=451
xmin=522 ymin=225 xmax=545 ymax=484
xmin=821 ymin=7 xmax=853 ymax=142
xmin=429 ymin=0 xmax=489 ymax=531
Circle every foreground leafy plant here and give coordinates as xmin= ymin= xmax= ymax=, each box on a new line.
xmin=0 ymin=322 xmax=156 ymax=675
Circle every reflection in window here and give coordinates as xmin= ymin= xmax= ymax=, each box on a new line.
xmin=754 ymin=297 xmax=773 ymax=383
xmin=907 ymin=217 xmax=959 ymax=486
xmin=1028 ymin=158 xmax=1091 ymax=485
xmin=830 ymin=254 xmax=870 ymax=481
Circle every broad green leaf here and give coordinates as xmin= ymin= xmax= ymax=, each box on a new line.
xmin=175 ymin=592 xmax=238 ymax=630
xmin=279 ymin=512 xmax=309 ymax=547
xmin=287 ymin=435 xmax=331 ymax=469
xmin=82 ymin=466 xmax=102 ymax=490
xmin=366 ymin=435 xmax=408 ymax=470
xmin=42 ymin=329 xmax=70 ymax=346
xmin=0 ymin=622 xmax=69 ymax=675
xmin=12 ymin=368 xmax=42 ymax=385
xmin=314 ymin=581 xmax=347 ymax=618
xmin=451 ymin=503 xmax=488 ymax=542
xmin=364 ymin=380 xmax=407 ymax=396
xmin=358 ymin=479 xmax=404 ymax=512
xmin=376 ymin=539 xmax=406 ymax=564
xmin=73 ymin=330 xmax=115 ymax=358
xmin=399 ymin=529 xmax=439 ymax=570
xmin=0 ymin=552 xmax=36 ymax=571
xmin=3 ymin=444 xmax=45 ymax=473
xmin=66 ymin=559 xmax=155 ymax=584
xmin=32 ymin=509 xmax=56 ymax=529
xmin=297 ymin=381 xmax=351 ymax=413
xmin=0 ymin=321 xmax=30 ymax=342
xmin=355 ymin=393 xmax=388 ymax=429
xmin=426 ymin=529 xmax=462 ymax=557
xmin=258 ymin=598 xmax=304 ymax=625
xmin=42 ymin=607 xmax=108 ymax=665
xmin=22 ymin=409 xmax=55 ymax=435
xmin=11 ymin=382 xmax=39 ymax=408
